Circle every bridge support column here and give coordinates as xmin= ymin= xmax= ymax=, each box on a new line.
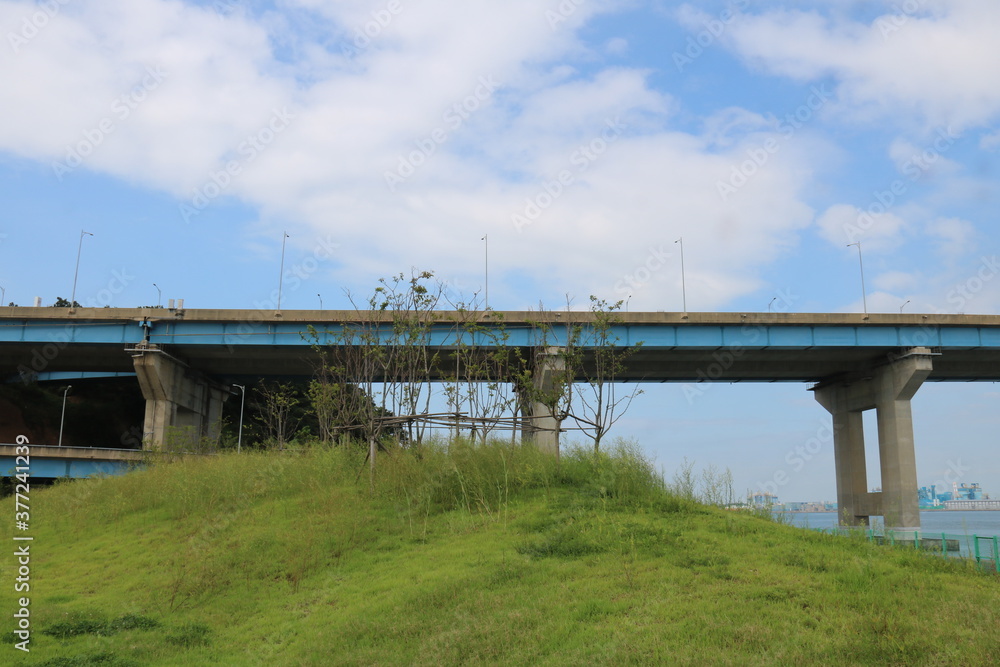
xmin=526 ymin=347 xmax=566 ymax=457
xmin=814 ymin=348 xmax=934 ymax=531
xmin=130 ymin=345 xmax=229 ymax=451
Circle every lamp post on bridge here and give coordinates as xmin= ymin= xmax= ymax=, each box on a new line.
xmin=70 ymin=230 xmax=93 ymax=311
xmin=847 ymin=241 xmax=868 ymax=317
xmin=277 ymin=232 xmax=289 ymax=312
xmin=482 ymin=234 xmax=489 ymax=310
xmin=233 ymin=384 xmax=245 ymax=453
xmin=675 ymin=237 xmax=687 ymax=313
xmin=153 ymin=283 xmax=161 ymax=307
xmin=58 ymin=385 xmax=72 ymax=447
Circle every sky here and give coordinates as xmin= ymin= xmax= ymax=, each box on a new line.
xmin=0 ymin=0 xmax=998 ymax=501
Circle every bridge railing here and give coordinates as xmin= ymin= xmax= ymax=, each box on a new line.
xmin=814 ymin=527 xmax=1000 ymax=572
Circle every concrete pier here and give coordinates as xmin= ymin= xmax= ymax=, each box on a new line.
xmin=814 ymin=348 xmax=935 ymax=530
xmin=130 ymin=344 xmax=228 ymax=450
xmin=528 ymin=347 xmax=566 ymax=457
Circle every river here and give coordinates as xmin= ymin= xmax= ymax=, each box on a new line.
xmin=781 ymin=510 xmax=1000 ymax=537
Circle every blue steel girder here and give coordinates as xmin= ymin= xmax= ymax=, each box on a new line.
xmin=3 ymin=310 xmax=1000 ymax=382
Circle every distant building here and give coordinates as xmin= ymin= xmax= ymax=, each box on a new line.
xmin=750 ymin=492 xmax=779 ymax=508
xmin=919 ymin=483 xmax=989 ymax=508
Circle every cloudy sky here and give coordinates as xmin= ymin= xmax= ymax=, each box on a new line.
xmin=1 ymin=0 xmax=998 ymax=501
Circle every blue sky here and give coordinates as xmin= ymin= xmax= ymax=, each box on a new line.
xmin=1 ymin=0 xmax=998 ymax=500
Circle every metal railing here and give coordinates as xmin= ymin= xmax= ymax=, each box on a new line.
xmin=815 ymin=527 xmax=1000 ymax=573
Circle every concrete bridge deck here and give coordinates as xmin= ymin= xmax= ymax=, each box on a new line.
xmin=3 ymin=308 xmax=1000 ymax=382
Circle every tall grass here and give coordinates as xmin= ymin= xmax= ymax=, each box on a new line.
xmin=8 ymin=437 xmax=1000 ymax=665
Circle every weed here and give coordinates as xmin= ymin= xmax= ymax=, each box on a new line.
xmin=165 ymin=622 xmax=212 ymax=648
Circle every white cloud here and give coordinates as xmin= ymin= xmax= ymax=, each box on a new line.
xmin=926 ymin=217 xmax=977 ymax=259
xmin=816 ymin=204 xmax=908 ymax=251
xmin=980 ymin=131 xmax=1000 ymax=152
xmin=723 ymin=2 xmax=1000 ymax=130
xmin=0 ymin=0 xmax=821 ymax=311
xmin=872 ymin=270 xmax=919 ymax=295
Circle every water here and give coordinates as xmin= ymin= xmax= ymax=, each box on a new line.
xmin=780 ymin=510 xmax=1000 ymax=562
xmin=780 ymin=510 xmax=1000 ymax=538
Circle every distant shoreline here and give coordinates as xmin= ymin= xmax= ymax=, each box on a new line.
xmin=776 ymin=508 xmax=1000 ymax=513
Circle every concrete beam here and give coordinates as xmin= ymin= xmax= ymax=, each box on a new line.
xmin=130 ymin=345 xmax=228 ymax=450
xmin=814 ymin=348 xmax=934 ymax=530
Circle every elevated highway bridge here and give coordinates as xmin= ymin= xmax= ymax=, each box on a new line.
xmin=3 ymin=307 xmax=1000 ymax=530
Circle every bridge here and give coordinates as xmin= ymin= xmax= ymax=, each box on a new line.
xmin=3 ymin=306 xmax=1000 ymax=530
xmin=0 ymin=444 xmax=143 ymax=479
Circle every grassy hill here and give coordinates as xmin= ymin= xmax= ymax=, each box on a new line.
xmin=3 ymin=441 xmax=999 ymax=666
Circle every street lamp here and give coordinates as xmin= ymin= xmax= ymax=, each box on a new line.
xmin=847 ymin=242 xmax=868 ymax=317
xmin=675 ymin=237 xmax=687 ymax=313
xmin=482 ymin=234 xmax=489 ymax=310
xmin=900 ymin=300 xmax=911 ymax=314
xmin=153 ymin=283 xmax=162 ymax=307
xmin=0 ymin=285 xmax=5 ymax=307
xmin=58 ymin=385 xmax=72 ymax=446
xmin=233 ymin=384 xmax=245 ymax=453
xmin=70 ymin=230 xmax=93 ymax=309
xmin=317 ymin=293 xmax=323 ymax=310
xmin=768 ymin=297 xmax=777 ymax=313
xmin=276 ymin=232 xmax=289 ymax=311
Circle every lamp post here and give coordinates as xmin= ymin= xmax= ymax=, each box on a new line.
xmin=847 ymin=242 xmax=868 ymax=316
xmin=900 ymin=300 xmax=910 ymax=314
xmin=768 ymin=297 xmax=777 ymax=313
xmin=317 ymin=293 xmax=323 ymax=310
xmin=0 ymin=285 xmax=5 ymax=307
xmin=277 ymin=232 xmax=289 ymax=311
xmin=233 ymin=384 xmax=245 ymax=453
xmin=70 ymin=230 xmax=93 ymax=309
xmin=482 ymin=234 xmax=489 ymax=310
xmin=675 ymin=237 xmax=687 ymax=313
xmin=153 ymin=283 xmax=161 ymax=307
xmin=58 ymin=385 xmax=72 ymax=446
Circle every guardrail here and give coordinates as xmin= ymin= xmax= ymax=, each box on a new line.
xmin=815 ymin=527 xmax=1000 ymax=573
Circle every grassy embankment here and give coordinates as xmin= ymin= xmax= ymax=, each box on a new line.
xmin=2 ymin=440 xmax=998 ymax=666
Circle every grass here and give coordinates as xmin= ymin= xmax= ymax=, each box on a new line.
xmin=2 ymin=438 xmax=999 ymax=665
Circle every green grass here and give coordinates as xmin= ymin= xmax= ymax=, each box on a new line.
xmin=3 ymin=439 xmax=999 ymax=665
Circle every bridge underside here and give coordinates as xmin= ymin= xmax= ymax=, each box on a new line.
xmin=3 ymin=341 xmax=1000 ymax=383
